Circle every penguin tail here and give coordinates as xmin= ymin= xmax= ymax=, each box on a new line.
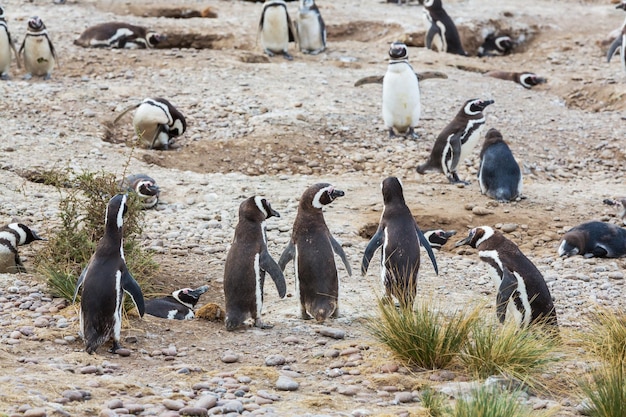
xmin=416 ymin=162 xmax=431 ymax=175
xmin=494 ymin=189 xmax=513 ymax=202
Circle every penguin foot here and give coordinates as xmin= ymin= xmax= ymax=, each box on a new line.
xmin=264 ymin=49 xmax=276 ymax=57
xmin=449 ymin=173 xmax=469 ymax=185
xmin=109 ymin=341 xmax=123 ymax=354
xmin=23 ymin=73 xmax=33 ymax=80
xmin=282 ymin=52 xmax=293 ymax=61
xmin=255 ymin=319 xmax=274 ymax=329
xmin=388 ymin=128 xmax=398 ymax=138
xmin=43 ymin=73 xmax=52 ymax=80
xmin=0 ymin=73 xmax=9 ymax=81
xmin=405 ymin=128 xmax=419 ymax=140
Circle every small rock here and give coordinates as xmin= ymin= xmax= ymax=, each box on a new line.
xmin=178 ymin=406 xmax=208 ymax=416
xmin=115 ymin=348 xmax=131 ymax=357
xmin=608 ymin=272 xmax=624 ymax=280
xmin=265 ymin=354 xmax=286 ymax=367
xmin=24 ymin=408 xmax=47 ymax=417
xmin=394 ymin=392 xmax=415 ymax=403
xmin=318 ymin=327 xmax=346 ymax=339
xmin=472 ymin=206 xmax=494 ymax=216
xmin=195 ymin=394 xmax=217 ymax=410
xmin=221 ymin=352 xmax=240 ymax=363
xmin=163 ymin=399 xmax=185 ymax=411
xmin=501 ymin=223 xmax=518 ymax=233
xmin=275 ymin=375 xmax=299 ymax=391
xmin=106 ymin=399 xmax=123 ymax=409
xmin=80 ymin=365 xmax=98 ymax=375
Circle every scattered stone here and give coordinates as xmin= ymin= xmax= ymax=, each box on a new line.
xmin=163 ymin=399 xmax=185 ymax=410
xmin=24 ymin=408 xmax=47 ymax=417
xmin=317 ymin=327 xmax=346 ymax=339
xmin=178 ymin=406 xmax=208 ymax=416
xmin=275 ymin=375 xmax=299 ymax=391
xmin=221 ymin=352 xmax=240 ymax=363
xmin=195 ymin=394 xmax=217 ymax=409
xmin=265 ymin=354 xmax=286 ymax=367
xmin=501 ymin=223 xmax=518 ymax=233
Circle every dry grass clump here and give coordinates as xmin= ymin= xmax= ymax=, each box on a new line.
xmin=452 ymin=385 xmax=554 ymax=417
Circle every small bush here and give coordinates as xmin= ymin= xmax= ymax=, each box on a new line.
xmin=579 ymin=364 xmax=626 ymax=417
xmin=583 ymin=309 xmax=626 ymax=368
xmin=419 ymin=386 xmax=450 ymax=417
xmin=452 ymin=385 xmax=547 ymax=417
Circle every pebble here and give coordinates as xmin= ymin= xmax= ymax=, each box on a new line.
xmin=317 ymin=327 xmax=346 ymax=339
xmin=264 ymin=354 xmax=286 ymax=366
xmin=275 ymin=375 xmax=299 ymax=391
xmin=501 ymin=223 xmax=518 ymax=233
xmin=163 ymin=399 xmax=185 ymax=410
xmin=221 ymin=352 xmax=240 ymax=363
xmin=195 ymin=395 xmax=218 ymax=409
xmin=23 ymin=408 xmax=47 ymax=417
xmin=179 ymin=406 xmax=208 ymax=416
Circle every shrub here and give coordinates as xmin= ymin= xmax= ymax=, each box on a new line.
xmin=579 ymin=364 xmax=626 ymax=417
xmin=452 ymin=385 xmax=550 ymax=417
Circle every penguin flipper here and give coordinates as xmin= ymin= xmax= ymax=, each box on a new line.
xmin=361 ymin=229 xmax=383 ymax=276
xmin=73 ymin=259 xmax=92 ymax=303
xmin=417 ymin=227 xmax=439 ymax=275
xmin=286 ymin=11 xmax=297 ymax=45
xmin=121 ymin=270 xmax=145 ymax=317
xmin=113 ymin=102 xmax=141 ymax=125
xmin=48 ymin=38 xmax=59 ymax=68
xmin=415 ymin=71 xmax=448 ymax=82
xmin=354 ymin=75 xmax=385 ymax=87
xmin=260 ymin=250 xmax=287 ymax=298
xmin=330 ymin=236 xmax=352 ymax=276
xmin=447 ymin=132 xmax=463 ymax=178
xmin=607 ymin=36 xmax=622 ymax=63
xmin=8 ymin=34 xmax=21 ymax=69
xmin=496 ymin=268 xmax=518 ymax=324
xmin=278 ymin=241 xmax=295 ymax=271
xmin=425 ymin=24 xmax=439 ymax=50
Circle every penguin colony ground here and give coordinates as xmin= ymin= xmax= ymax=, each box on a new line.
xmin=1 ymin=0 xmax=625 ymax=359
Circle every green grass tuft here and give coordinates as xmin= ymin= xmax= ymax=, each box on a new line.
xmin=583 ymin=309 xmax=626 ymax=369
xmin=579 ymin=364 xmax=626 ymax=417
xmin=452 ymin=385 xmax=549 ymax=417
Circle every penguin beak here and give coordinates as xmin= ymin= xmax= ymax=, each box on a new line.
xmin=442 ymin=230 xmax=457 ymax=239
xmin=269 ymin=207 xmax=280 ymax=218
xmin=330 ymin=189 xmax=345 ymax=200
xmin=479 ymin=99 xmax=495 ymax=110
xmin=454 ymin=230 xmax=474 ymax=247
xmin=190 ymin=285 xmax=209 ymax=297
xmin=32 ymin=231 xmax=46 ymax=241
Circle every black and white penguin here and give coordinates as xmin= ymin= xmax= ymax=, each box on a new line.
xmin=603 ymin=197 xmax=626 ymax=225
xmin=485 ymin=71 xmax=547 ymax=89
xmin=0 ymin=6 xmax=20 ymax=80
xmin=477 ymin=33 xmax=514 ymax=57
xmin=423 ymin=0 xmax=467 ymax=56
xmin=224 ymin=196 xmax=286 ymax=330
xmin=382 ymin=42 xmax=421 ymax=139
xmin=145 ymin=285 xmax=209 ymax=320
xmin=114 ymin=98 xmax=186 ymax=150
xmin=0 ymin=223 xmax=44 ymax=274
xmin=296 ymin=0 xmax=325 ymax=55
xmin=455 ymin=226 xmax=558 ymax=328
xmin=558 ymin=221 xmax=626 ymax=258
xmin=423 ymin=229 xmax=456 ymax=250
xmin=416 ymin=98 xmax=494 ymax=184
xmin=74 ymin=22 xmax=165 ymax=49
xmin=120 ymin=174 xmax=160 ymax=209
xmin=607 ymin=2 xmax=626 ymax=74
xmin=478 ymin=128 xmax=522 ymax=202
xmin=258 ymin=0 xmax=297 ymax=60
xmin=74 ymin=194 xmax=145 ymax=354
xmin=19 ymin=16 xmax=57 ymax=80
xmin=361 ymin=177 xmax=438 ymax=309
xmin=279 ymin=183 xmax=352 ymax=322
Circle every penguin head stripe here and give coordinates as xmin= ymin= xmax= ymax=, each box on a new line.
xmin=423 ymin=0 xmax=438 ymax=7
xmin=104 ymin=194 xmax=128 ymax=230
xmin=27 ymin=16 xmax=45 ymax=32
xmin=495 ymin=36 xmax=513 ymax=51
xmin=519 ymin=73 xmax=546 ymax=89
xmin=8 ymin=224 xmax=27 ymax=245
xmin=473 ymin=226 xmax=494 ymax=247
xmin=146 ymin=32 xmax=165 ymax=48
xmin=253 ymin=196 xmax=280 ymax=219
xmin=388 ymin=42 xmax=409 ymax=61
xmin=312 ymin=184 xmax=344 ymax=208
xmin=464 ymin=99 xmax=494 ymax=115
xmin=143 ymin=99 xmax=174 ymax=125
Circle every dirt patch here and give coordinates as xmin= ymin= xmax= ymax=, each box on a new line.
xmin=564 ymin=83 xmax=626 ymax=112
xmin=327 ymin=21 xmax=404 ymax=43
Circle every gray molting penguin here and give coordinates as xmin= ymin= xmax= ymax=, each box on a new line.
xmin=146 ymin=286 xmax=209 ymax=320
xmin=382 ymin=42 xmax=421 ymax=139
xmin=416 ymin=98 xmax=494 ymax=184
xmin=607 ymin=2 xmax=626 ymax=74
xmin=0 ymin=6 xmax=21 ymax=80
xmin=74 ymin=194 xmax=145 ymax=354
xmin=361 ymin=177 xmax=438 ymax=309
xmin=558 ymin=221 xmax=626 ymax=258
xmin=279 ymin=183 xmax=352 ymax=322
xmin=74 ymin=22 xmax=165 ymax=49
xmin=259 ymin=0 xmax=297 ymax=60
xmin=478 ymin=128 xmax=522 ymax=202
xmin=423 ymin=0 xmax=467 ymax=56
xmin=224 ymin=196 xmax=286 ymax=330
xmin=456 ymin=226 xmax=558 ymax=328
xmin=114 ymin=98 xmax=186 ymax=150
xmin=477 ymin=33 xmax=514 ymax=57
xmin=19 ymin=16 xmax=57 ymax=80
xmin=603 ymin=197 xmax=626 ymax=225
xmin=423 ymin=229 xmax=456 ymax=250
xmin=485 ymin=71 xmax=547 ymax=89
xmin=296 ymin=0 xmax=325 ymax=55
xmin=0 ymin=223 xmax=44 ymax=274
xmin=120 ymin=174 xmax=160 ymax=209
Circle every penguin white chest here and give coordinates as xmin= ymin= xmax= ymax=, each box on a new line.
xmin=297 ymin=13 xmax=322 ymax=51
xmin=0 ymin=28 xmax=11 ymax=73
xmin=261 ymin=7 xmax=290 ymax=52
xmin=382 ymin=64 xmax=420 ymax=132
xmin=23 ymin=36 xmax=55 ymax=76
xmin=458 ymin=119 xmax=485 ymax=163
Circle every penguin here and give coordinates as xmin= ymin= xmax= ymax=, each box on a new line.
xmin=416 ymin=98 xmax=494 ymax=184
xmin=423 ymin=229 xmax=456 ymax=250
xmin=145 ymin=285 xmax=209 ymax=320
xmin=455 ymin=226 xmax=558 ymax=328
xmin=279 ymin=183 xmax=352 ymax=322
xmin=120 ymin=174 xmax=160 ymax=209
xmin=477 ymin=33 xmax=514 ymax=57
xmin=558 ymin=221 xmax=626 ymax=258
xmin=224 ymin=196 xmax=286 ymax=330
xmin=382 ymin=42 xmax=421 ymax=139
xmin=73 ymin=194 xmax=145 ymax=354
xmin=0 ymin=223 xmax=44 ymax=274
xmin=603 ymin=197 xmax=626 ymax=225
xmin=478 ymin=128 xmax=522 ymax=202
xmin=258 ymin=0 xmax=297 ymax=60
xmin=296 ymin=0 xmax=325 ymax=55
xmin=423 ymin=0 xmax=467 ymax=56
xmin=607 ymin=2 xmax=626 ymax=75
xmin=18 ymin=16 xmax=57 ymax=80
xmin=114 ymin=98 xmax=186 ymax=150
xmin=74 ymin=22 xmax=165 ymax=49
xmin=484 ymin=71 xmax=547 ymax=89
xmin=0 ymin=6 xmax=20 ymax=80
xmin=361 ymin=177 xmax=439 ymax=309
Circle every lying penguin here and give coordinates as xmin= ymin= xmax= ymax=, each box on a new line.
xmin=558 ymin=221 xmax=626 ymax=259
xmin=145 ymin=286 xmax=209 ymax=320
xmin=74 ymin=22 xmax=165 ymax=49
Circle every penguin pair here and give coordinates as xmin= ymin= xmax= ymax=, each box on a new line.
xmin=478 ymin=128 xmax=522 ymax=202
xmin=456 ymin=226 xmax=558 ymax=328
xmin=416 ymin=98 xmax=494 ymax=184
xmin=607 ymin=2 xmax=626 ymax=75
xmin=74 ymin=22 xmax=165 ymax=49
xmin=477 ymin=34 xmax=514 ymax=57
xmin=0 ymin=6 xmax=20 ymax=80
xmin=423 ymin=0 xmax=467 ymax=56
xmin=114 ymin=98 xmax=187 ymax=150
xmin=0 ymin=223 xmax=44 ymax=274
xmin=361 ymin=177 xmax=438 ymax=309
xmin=19 ymin=16 xmax=58 ymax=80
xmin=120 ymin=174 xmax=160 ymax=209
xmin=223 ymin=196 xmax=286 ymax=330
xmin=485 ymin=71 xmax=547 ymax=89
xmin=146 ymin=286 xmax=209 ymax=320
xmin=74 ymin=194 xmax=145 ymax=355
xmin=558 ymin=221 xmax=626 ymax=259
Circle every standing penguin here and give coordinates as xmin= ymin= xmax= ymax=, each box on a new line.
xmin=455 ymin=226 xmax=558 ymax=328
xmin=146 ymin=285 xmax=209 ymax=320
xmin=224 ymin=196 xmax=286 ymax=330
xmin=361 ymin=177 xmax=438 ymax=309
xmin=296 ymin=0 xmax=325 ymax=55
xmin=0 ymin=6 xmax=20 ymax=80
xmin=478 ymin=128 xmax=522 ymax=202
xmin=0 ymin=223 xmax=44 ymax=274
xmin=120 ymin=173 xmax=160 ymax=209
xmin=258 ymin=0 xmax=297 ymax=60
xmin=416 ymin=98 xmax=494 ymax=184
xmin=279 ymin=183 xmax=352 ymax=322
xmin=558 ymin=221 xmax=626 ymax=258
xmin=607 ymin=2 xmax=626 ymax=75
xmin=423 ymin=0 xmax=467 ymax=56
xmin=74 ymin=194 xmax=145 ymax=354
xmin=19 ymin=16 xmax=57 ymax=80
